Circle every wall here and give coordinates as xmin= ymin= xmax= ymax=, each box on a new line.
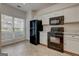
xmin=25 ymin=10 xmax=37 ymax=40
xmin=0 ymin=4 xmax=26 ymax=19
xmin=35 ymin=3 xmax=79 ymax=54
xmin=0 ymin=4 xmax=27 ymax=43
xmin=26 ymin=10 xmax=33 ymax=40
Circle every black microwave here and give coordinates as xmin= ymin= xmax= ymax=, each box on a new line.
xmin=49 ymin=16 xmax=64 ymax=25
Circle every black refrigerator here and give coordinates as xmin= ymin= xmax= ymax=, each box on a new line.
xmin=30 ymin=20 xmax=43 ymax=45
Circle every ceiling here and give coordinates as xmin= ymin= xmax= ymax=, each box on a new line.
xmin=6 ymin=3 xmax=55 ymax=12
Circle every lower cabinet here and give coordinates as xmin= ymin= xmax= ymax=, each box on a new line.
xmin=64 ymin=35 xmax=79 ymax=54
xmin=40 ymin=32 xmax=79 ymax=54
xmin=40 ymin=32 xmax=47 ymax=45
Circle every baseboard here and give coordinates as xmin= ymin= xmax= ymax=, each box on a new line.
xmin=1 ymin=39 xmax=26 ymax=47
xmin=40 ymin=43 xmax=79 ymax=56
xmin=40 ymin=43 xmax=47 ymax=47
xmin=64 ymin=50 xmax=79 ymax=56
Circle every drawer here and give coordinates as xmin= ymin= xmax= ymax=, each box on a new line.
xmin=64 ymin=35 xmax=79 ymax=41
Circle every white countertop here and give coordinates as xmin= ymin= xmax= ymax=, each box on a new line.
xmin=40 ymin=31 xmax=79 ymax=35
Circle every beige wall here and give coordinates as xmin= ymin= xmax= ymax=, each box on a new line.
xmin=35 ymin=3 xmax=79 ymax=54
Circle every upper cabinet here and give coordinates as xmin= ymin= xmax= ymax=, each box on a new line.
xmin=40 ymin=5 xmax=79 ymax=24
xmin=63 ymin=5 xmax=79 ymax=23
xmin=42 ymin=17 xmax=49 ymax=25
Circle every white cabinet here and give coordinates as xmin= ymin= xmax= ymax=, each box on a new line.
xmin=42 ymin=18 xmax=49 ymax=25
xmin=64 ymin=35 xmax=79 ymax=54
xmin=64 ymin=16 xmax=79 ymax=23
xmin=40 ymin=32 xmax=48 ymax=45
xmin=64 ymin=6 xmax=79 ymax=23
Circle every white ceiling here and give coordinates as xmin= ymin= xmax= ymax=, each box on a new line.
xmin=6 ymin=3 xmax=55 ymax=12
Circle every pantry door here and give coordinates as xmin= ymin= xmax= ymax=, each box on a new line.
xmin=1 ymin=14 xmax=14 ymax=44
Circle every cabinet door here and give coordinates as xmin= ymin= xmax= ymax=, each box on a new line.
xmin=40 ymin=32 xmax=47 ymax=45
xmin=42 ymin=18 xmax=49 ymax=25
xmin=64 ymin=35 xmax=79 ymax=54
xmin=64 ymin=6 xmax=79 ymax=23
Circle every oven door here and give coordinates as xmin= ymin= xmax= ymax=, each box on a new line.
xmin=48 ymin=32 xmax=64 ymax=52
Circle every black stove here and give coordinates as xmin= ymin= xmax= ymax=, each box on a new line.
xmin=48 ymin=27 xmax=64 ymax=52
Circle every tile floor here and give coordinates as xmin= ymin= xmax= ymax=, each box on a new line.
xmin=1 ymin=41 xmax=70 ymax=56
